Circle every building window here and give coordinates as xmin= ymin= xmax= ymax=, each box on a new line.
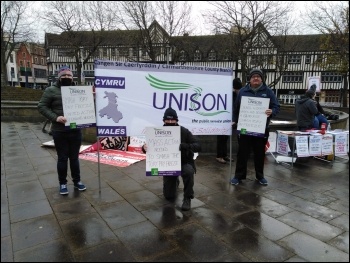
xmin=141 ymin=48 xmax=147 ymax=57
xmin=316 ymin=54 xmax=324 ymax=63
xmin=194 ymin=50 xmax=201 ymax=61
xmin=305 ymin=55 xmax=311 ymax=64
xmin=102 ymin=48 xmax=108 ymax=57
xmin=41 ymin=58 xmax=44 ymax=65
xmin=288 ymin=55 xmax=301 ymax=64
xmin=10 ymin=67 xmax=15 ymax=78
xmin=10 ymin=54 xmax=14 ymax=63
xmin=111 ymin=48 xmax=116 ymax=57
xmin=23 ymin=52 xmax=26 ymax=58
xmin=35 ymin=57 xmax=38 ymax=64
xmin=208 ymin=49 xmax=216 ymax=61
xmin=58 ymin=49 xmax=74 ymax=57
xmin=250 ymin=55 xmax=260 ymax=65
xmin=224 ymin=49 xmax=231 ymax=60
xmin=131 ymin=48 xmax=138 ymax=58
xmin=179 ymin=50 xmax=186 ymax=61
xmin=321 ymin=72 xmax=342 ymax=82
xmin=282 ymin=72 xmax=303 ymax=83
xmin=120 ymin=47 xmax=129 ymax=57
xmin=34 ymin=68 xmax=47 ymax=78
xmin=27 ymin=61 xmax=30 ymax=68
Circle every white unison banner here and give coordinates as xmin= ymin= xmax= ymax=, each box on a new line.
xmin=94 ymin=60 xmax=233 ymax=136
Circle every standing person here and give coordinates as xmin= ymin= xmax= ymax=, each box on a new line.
xmin=295 ymin=89 xmax=319 ymax=131
xmin=216 ymin=78 xmax=242 ymax=164
xmin=142 ymin=107 xmax=201 ymax=211
xmin=38 ymin=66 xmax=86 ymax=195
xmin=230 ymin=69 xmax=280 ymax=186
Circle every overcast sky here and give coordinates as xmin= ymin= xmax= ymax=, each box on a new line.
xmin=29 ymin=1 xmax=319 ymax=42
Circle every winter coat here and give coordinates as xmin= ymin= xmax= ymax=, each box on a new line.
xmin=295 ymin=96 xmax=318 ymax=129
xmin=37 ymin=82 xmax=79 ymax=132
xmin=233 ymin=83 xmax=280 ymax=128
xmin=179 ymin=125 xmax=201 ymax=167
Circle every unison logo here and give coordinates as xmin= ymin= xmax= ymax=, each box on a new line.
xmin=145 ymin=74 xmax=229 ymax=117
xmin=69 ymin=87 xmax=86 ymax=95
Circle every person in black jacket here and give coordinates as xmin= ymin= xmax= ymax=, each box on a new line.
xmin=142 ymin=107 xmax=201 ymax=211
xmin=38 ymin=66 xmax=86 ymax=195
xmin=230 ymin=69 xmax=280 ymax=186
xmin=295 ymin=89 xmax=319 ymax=130
xmin=216 ymin=77 xmax=242 ymax=164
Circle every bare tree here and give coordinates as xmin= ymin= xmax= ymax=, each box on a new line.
xmin=1 ymin=1 xmax=35 ymax=86
xmin=306 ymin=1 xmax=349 ymax=107
xmin=119 ymin=1 xmax=193 ymax=63
xmin=39 ymin=1 xmax=123 ymax=84
xmin=202 ymin=1 xmax=295 ymax=84
xmin=155 ymin=1 xmax=193 ymax=37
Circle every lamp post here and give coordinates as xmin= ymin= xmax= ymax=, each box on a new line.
xmin=24 ymin=59 xmax=29 ymax=88
xmin=80 ymin=46 xmax=85 ymax=85
xmin=166 ymin=44 xmax=170 ymax=65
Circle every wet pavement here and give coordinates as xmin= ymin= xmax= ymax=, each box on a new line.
xmin=1 ymin=121 xmax=349 ymax=262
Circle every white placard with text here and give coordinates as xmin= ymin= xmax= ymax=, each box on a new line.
xmin=61 ymin=85 xmax=96 ymax=129
xmin=237 ymin=97 xmax=269 ymax=136
xmin=295 ymin=136 xmax=309 ymax=157
xmin=334 ymin=133 xmax=347 ymax=156
xmin=145 ymin=126 xmax=181 ymax=176
xmin=322 ymin=134 xmax=333 ymax=155
xmin=309 ymin=134 xmax=322 ymax=156
xmin=277 ymin=133 xmax=289 ymax=156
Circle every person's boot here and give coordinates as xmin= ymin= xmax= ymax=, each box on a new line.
xmin=181 ymin=197 xmax=191 ymax=211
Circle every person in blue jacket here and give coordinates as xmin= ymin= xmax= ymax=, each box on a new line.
xmin=230 ymin=69 xmax=280 ymax=186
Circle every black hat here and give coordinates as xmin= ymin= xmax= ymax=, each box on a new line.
xmin=249 ymin=68 xmax=264 ymax=81
xmin=233 ymin=78 xmax=242 ymax=90
xmin=163 ymin=107 xmax=178 ymax=121
xmin=309 ymin=84 xmax=317 ymax=93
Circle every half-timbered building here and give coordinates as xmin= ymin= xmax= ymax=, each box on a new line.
xmin=44 ymin=21 xmax=348 ymax=106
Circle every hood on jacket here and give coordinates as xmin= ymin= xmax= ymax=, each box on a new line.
xmin=296 ymin=97 xmax=311 ymax=105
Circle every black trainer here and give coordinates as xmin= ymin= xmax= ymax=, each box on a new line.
xmin=181 ymin=198 xmax=191 ymax=211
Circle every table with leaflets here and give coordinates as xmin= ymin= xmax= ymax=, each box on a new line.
xmin=274 ymin=129 xmax=349 ymax=168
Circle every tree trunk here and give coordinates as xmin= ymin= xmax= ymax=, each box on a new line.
xmin=1 ymin=60 xmax=9 ymax=87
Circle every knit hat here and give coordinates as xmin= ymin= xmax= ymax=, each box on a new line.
xmin=249 ymin=68 xmax=264 ymax=81
xmin=163 ymin=107 xmax=178 ymax=121
xmin=233 ymin=78 xmax=242 ymax=90
xmin=58 ymin=66 xmax=73 ymax=79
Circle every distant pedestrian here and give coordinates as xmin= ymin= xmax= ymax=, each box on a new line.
xmin=230 ymin=69 xmax=280 ymax=186
xmin=38 ymin=66 xmax=86 ymax=195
